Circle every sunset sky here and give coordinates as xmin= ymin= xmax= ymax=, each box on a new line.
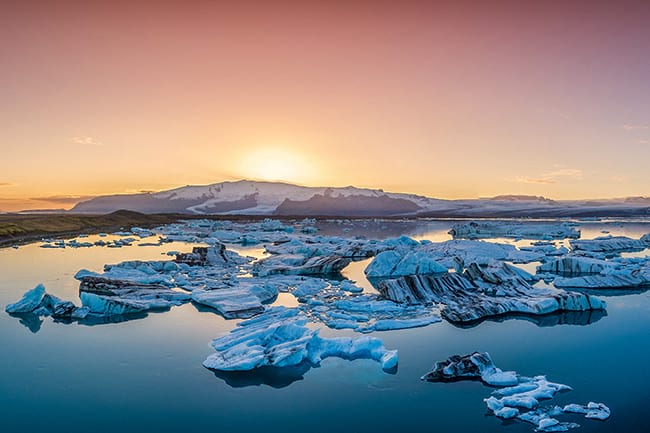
xmin=1 ymin=0 xmax=649 ymax=211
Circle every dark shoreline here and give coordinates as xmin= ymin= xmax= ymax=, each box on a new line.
xmin=0 ymin=210 xmax=184 ymax=248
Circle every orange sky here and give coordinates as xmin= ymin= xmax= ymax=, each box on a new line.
xmin=1 ymin=0 xmax=649 ymax=211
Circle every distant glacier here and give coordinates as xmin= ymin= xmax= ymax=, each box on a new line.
xmin=70 ymin=179 xmax=650 ymax=217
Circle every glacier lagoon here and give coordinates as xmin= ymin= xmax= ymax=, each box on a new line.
xmin=1 ymin=219 xmax=649 ymax=432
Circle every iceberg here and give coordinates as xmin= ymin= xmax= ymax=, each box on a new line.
xmin=203 ymin=307 xmax=398 ymax=372
xmin=191 ymin=281 xmax=278 ymax=319
xmin=252 ymin=254 xmax=351 ymax=277
xmin=5 ymin=284 xmax=46 ymax=314
xmin=79 ymin=276 xmax=191 ymax=309
xmin=421 ymin=240 xmax=544 ymax=267
xmin=174 ymin=244 xmax=247 ymax=266
xmin=563 ymin=402 xmax=611 ymax=420
xmin=421 ymin=352 xmax=518 ymax=386
xmin=364 ymin=249 xmax=447 ymax=278
xmin=537 ymin=256 xmax=615 ymax=277
xmin=80 ymin=292 xmax=150 ymax=315
xmin=553 ymin=271 xmax=647 ymax=289
xmin=5 ymin=285 xmax=89 ymax=322
xmin=449 ymin=221 xmax=580 ymax=240
xmin=423 ymin=352 xmax=610 ymax=432
xmin=374 ymin=261 xmax=605 ymax=323
xmin=570 ymin=236 xmax=646 ymax=253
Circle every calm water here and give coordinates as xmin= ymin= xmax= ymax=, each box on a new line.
xmin=1 ymin=220 xmax=649 ymax=432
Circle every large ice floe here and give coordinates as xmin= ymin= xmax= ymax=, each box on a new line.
xmin=449 ymin=221 xmax=580 ymax=240
xmin=535 ymin=250 xmax=650 ymax=290
xmin=418 ymin=239 xmax=545 ymax=267
xmin=5 ymin=284 xmax=90 ymax=320
xmin=191 ymin=281 xmax=278 ymax=319
xmin=569 ymin=235 xmax=646 ymax=253
xmin=252 ymin=254 xmax=351 ymax=276
xmin=422 ymin=352 xmax=610 ymax=432
xmin=202 ymin=306 xmax=398 ymax=373
xmin=373 ymin=260 xmax=605 ymax=323
xmin=364 ymin=248 xmax=447 ymax=278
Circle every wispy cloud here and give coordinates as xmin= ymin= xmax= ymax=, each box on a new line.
xmin=544 ymin=168 xmax=583 ymax=180
xmin=511 ymin=167 xmax=583 ymax=185
xmin=29 ymin=195 xmax=93 ymax=204
xmin=623 ymin=124 xmax=648 ymax=131
xmin=0 ymin=182 xmax=14 ymax=187
xmin=514 ymin=176 xmax=556 ymax=185
xmin=71 ymin=136 xmax=103 ymax=146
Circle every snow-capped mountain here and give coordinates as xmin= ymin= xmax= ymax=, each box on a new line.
xmin=70 ymin=180 xmax=446 ymax=216
xmin=70 ymin=180 xmax=650 ymax=217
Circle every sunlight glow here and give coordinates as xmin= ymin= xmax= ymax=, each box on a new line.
xmin=238 ymin=147 xmax=317 ymax=183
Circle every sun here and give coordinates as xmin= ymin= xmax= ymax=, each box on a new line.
xmin=239 ymin=147 xmax=315 ymax=183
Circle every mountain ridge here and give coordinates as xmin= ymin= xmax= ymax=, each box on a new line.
xmin=70 ymin=180 xmax=650 ymax=218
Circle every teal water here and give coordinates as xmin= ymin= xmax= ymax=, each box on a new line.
xmin=0 ymin=220 xmax=648 ymax=432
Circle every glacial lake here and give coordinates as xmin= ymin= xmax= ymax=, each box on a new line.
xmin=1 ymin=219 xmax=648 ymax=433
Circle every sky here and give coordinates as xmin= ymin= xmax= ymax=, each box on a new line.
xmin=1 ymin=0 xmax=649 ymax=211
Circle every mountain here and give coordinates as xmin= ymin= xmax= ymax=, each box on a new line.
xmin=70 ymin=180 xmax=650 ymax=217
xmin=71 ymin=180 xmax=445 ymax=216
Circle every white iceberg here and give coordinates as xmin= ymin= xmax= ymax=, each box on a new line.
xmin=423 ymin=351 xmax=610 ymax=432
xmin=5 ymin=284 xmax=47 ymax=314
xmin=570 ymin=236 xmax=645 ymax=253
xmin=375 ymin=261 xmax=605 ymax=323
xmin=449 ymin=221 xmax=580 ymax=240
xmin=364 ymin=249 xmax=447 ymax=278
xmin=203 ymin=306 xmax=398 ymax=372
xmin=191 ymin=281 xmax=278 ymax=319
xmin=563 ymin=402 xmax=611 ymax=420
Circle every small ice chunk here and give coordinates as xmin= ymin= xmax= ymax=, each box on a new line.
xmin=563 ymin=402 xmax=610 ymax=420
xmin=80 ymin=292 xmax=148 ymax=316
xmin=5 ymin=284 xmax=46 ymax=314
xmin=494 ymin=406 xmax=519 ymax=419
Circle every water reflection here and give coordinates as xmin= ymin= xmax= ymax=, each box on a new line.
xmin=567 ymin=286 xmax=650 ymax=298
xmin=450 ymin=309 xmax=608 ymax=329
xmin=9 ymin=312 xmax=44 ymax=333
xmin=9 ymin=310 xmax=152 ymax=333
xmin=209 ymin=363 xmax=313 ymax=388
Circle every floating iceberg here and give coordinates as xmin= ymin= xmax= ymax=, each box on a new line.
xmin=570 ymin=236 xmax=646 ymax=253
xmin=421 ymin=240 xmax=544 ymax=267
xmin=449 ymin=221 xmax=580 ymax=240
xmin=421 ymin=352 xmax=517 ymax=386
xmin=423 ymin=352 xmax=610 ymax=432
xmin=364 ymin=249 xmax=447 ymax=278
xmin=79 ymin=276 xmax=191 ymax=310
xmin=191 ymin=281 xmax=278 ymax=319
xmin=278 ymin=276 xmax=442 ymax=333
xmin=80 ymin=292 xmax=150 ymax=315
xmin=5 ymin=284 xmax=47 ymax=314
xmin=537 ymin=256 xmax=615 ymax=277
xmin=374 ymin=261 xmax=605 ymax=323
xmin=203 ymin=307 xmax=398 ymax=373
xmin=563 ymin=402 xmax=611 ymax=420
xmin=553 ymin=271 xmax=647 ymax=289
xmin=174 ymin=244 xmax=247 ymax=266
xmin=252 ymin=254 xmax=351 ymax=277
xmin=5 ymin=284 xmax=90 ymax=320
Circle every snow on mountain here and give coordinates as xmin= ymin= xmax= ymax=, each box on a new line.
xmin=71 ymin=180 xmax=445 ymax=216
xmin=69 ymin=180 xmax=650 ymax=217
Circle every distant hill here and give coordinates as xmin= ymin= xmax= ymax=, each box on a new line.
xmin=70 ymin=180 xmax=650 ymax=218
